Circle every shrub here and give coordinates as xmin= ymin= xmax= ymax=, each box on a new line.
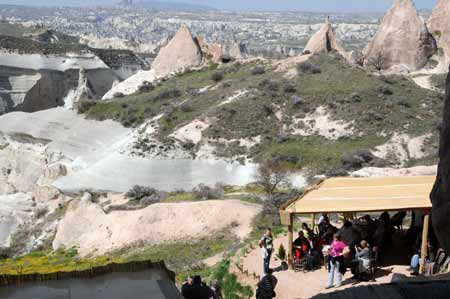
xmin=180 ymin=102 xmax=194 ymax=113
xmin=277 ymin=244 xmax=286 ymax=261
xmin=138 ymin=81 xmax=154 ymax=93
xmin=126 ymin=185 xmax=159 ymax=201
xmin=250 ymin=65 xmax=266 ymax=75
xmin=260 ymin=78 xmax=279 ymax=96
xmin=121 ymin=106 xmax=138 ymax=127
xmin=156 ymin=88 xmax=182 ymax=100
xmin=193 ymin=183 xmax=224 ymax=200
xmin=376 ymin=86 xmax=393 ymax=95
xmin=284 ymin=84 xmax=297 ymax=93
xmin=211 ymin=71 xmax=224 ymax=82
xmin=341 ymin=149 xmax=374 ymax=170
xmin=297 ymin=61 xmax=322 ymax=74
xmin=76 ymin=101 xmax=96 ymax=114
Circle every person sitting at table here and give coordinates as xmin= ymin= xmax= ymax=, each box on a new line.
xmin=350 ymin=240 xmax=371 ymax=281
xmin=293 ymin=231 xmax=310 ymax=262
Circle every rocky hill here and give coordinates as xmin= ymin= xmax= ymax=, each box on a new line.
xmin=81 ymin=52 xmax=443 ymax=175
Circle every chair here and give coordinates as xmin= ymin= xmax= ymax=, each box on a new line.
xmin=367 ymin=246 xmax=379 ymax=280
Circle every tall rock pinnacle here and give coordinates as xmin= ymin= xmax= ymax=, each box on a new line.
xmin=364 ymin=0 xmax=436 ymax=71
xmin=151 ymin=24 xmax=203 ymax=78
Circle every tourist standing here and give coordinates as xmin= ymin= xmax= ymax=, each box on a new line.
xmin=259 ymin=228 xmax=274 ymax=275
xmin=326 ymin=234 xmax=348 ymax=289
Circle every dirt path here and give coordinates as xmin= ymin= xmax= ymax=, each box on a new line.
xmin=240 ymin=235 xmax=412 ymax=299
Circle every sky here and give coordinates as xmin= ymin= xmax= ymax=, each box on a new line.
xmin=0 ymin=0 xmax=438 ymax=12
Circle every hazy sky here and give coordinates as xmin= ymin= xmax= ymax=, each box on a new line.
xmin=0 ymin=0 xmax=438 ymax=12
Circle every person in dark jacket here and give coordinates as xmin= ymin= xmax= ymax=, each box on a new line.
xmin=256 ymin=269 xmax=277 ymax=299
xmin=181 ymin=276 xmax=194 ymax=299
xmin=183 ymin=276 xmax=213 ymax=299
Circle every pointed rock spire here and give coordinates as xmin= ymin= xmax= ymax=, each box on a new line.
xmin=151 ymin=24 xmax=203 ymax=78
xmin=428 ymin=0 xmax=450 ymax=71
xmin=364 ymin=0 xmax=436 ymax=71
xmin=303 ymin=17 xmax=347 ymax=57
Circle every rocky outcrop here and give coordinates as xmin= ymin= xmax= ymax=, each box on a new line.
xmin=151 ymin=24 xmax=203 ymax=78
xmin=197 ymin=36 xmax=223 ymax=63
xmin=364 ymin=0 xmax=437 ymax=71
xmin=428 ymin=0 xmax=450 ymax=72
xmin=0 ymin=50 xmax=120 ymax=114
xmin=303 ymin=17 xmax=347 ymax=57
xmin=226 ymin=38 xmax=248 ymax=60
xmin=431 ymin=69 xmax=450 ymax=254
xmin=92 ymin=48 xmax=148 ymax=80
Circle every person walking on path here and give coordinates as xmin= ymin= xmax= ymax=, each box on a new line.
xmin=259 ymin=228 xmax=274 ymax=275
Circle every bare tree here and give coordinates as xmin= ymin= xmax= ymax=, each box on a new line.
xmin=255 ymin=160 xmax=290 ymax=197
xmin=368 ymin=52 xmax=387 ymax=72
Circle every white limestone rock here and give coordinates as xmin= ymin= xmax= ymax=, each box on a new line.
xmin=363 ymin=0 xmax=437 ymax=71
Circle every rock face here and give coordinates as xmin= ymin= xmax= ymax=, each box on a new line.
xmin=0 ymin=50 xmax=119 ymax=114
xmin=197 ymin=36 xmax=223 ymax=63
xmin=364 ymin=0 xmax=436 ymax=71
xmin=428 ymin=0 xmax=450 ymax=71
xmin=431 ymin=69 xmax=450 ymax=254
xmin=226 ymin=39 xmax=248 ymax=60
xmin=151 ymin=24 xmax=203 ymax=78
xmin=303 ymin=17 xmax=347 ymax=57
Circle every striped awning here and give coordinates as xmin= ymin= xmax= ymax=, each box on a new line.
xmin=280 ymin=176 xmax=434 ymax=217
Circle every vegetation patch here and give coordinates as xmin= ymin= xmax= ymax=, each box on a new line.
xmin=80 ymin=53 xmax=442 ymax=175
xmin=431 ymin=73 xmax=448 ymax=90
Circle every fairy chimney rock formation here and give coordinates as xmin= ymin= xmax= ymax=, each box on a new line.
xmin=428 ymin=0 xmax=450 ymax=71
xmin=197 ymin=36 xmax=223 ymax=64
xmin=227 ymin=39 xmax=248 ymax=61
xmin=364 ymin=0 xmax=436 ymax=71
xmin=151 ymin=24 xmax=203 ymax=78
xmin=303 ymin=17 xmax=347 ymax=57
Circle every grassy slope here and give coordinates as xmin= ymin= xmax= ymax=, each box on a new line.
xmin=0 ymin=232 xmax=233 ymax=281
xmin=431 ymin=73 xmax=448 ymax=90
xmin=82 ymin=53 xmax=443 ymax=173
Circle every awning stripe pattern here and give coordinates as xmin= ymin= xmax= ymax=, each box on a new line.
xmin=281 ymin=176 xmax=434 ymax=214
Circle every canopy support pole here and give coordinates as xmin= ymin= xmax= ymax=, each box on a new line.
xmin=419 ymin=213 xmax=430 ymax=274
xmin=311 ymin=213 xmax=315 ymax=230
xmin=288 ymin=213 xmax=293 ymax=269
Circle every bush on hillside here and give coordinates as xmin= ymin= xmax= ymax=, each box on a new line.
xmin=341 ymin=149 xmax=375 ymax=170
xmin=138 ymin=81 xmax=154 ymax=93
xmin=211 ymin=71 xmax=224 ymax=82
xmin=193 ymin=183 xmax=224 ymax=200
xmin=126 ymin=185 xmax=159 ymax=201
xmin=283 ymin=84 xmax=297 ymax=93
xmin=180 ymin=102 xmax=194 ymax=113
xmin=297 ymin=61 xmax=322 ymax=74
xmin=76 ymin=100 xmax=96 ymax=114
xmin=260 ymin=78 xmax=280 ymax=96
xmin=156 ymin=88 xmax=181 ymax=100
xmin=250 ymin=65 xmax=266 ymax=75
